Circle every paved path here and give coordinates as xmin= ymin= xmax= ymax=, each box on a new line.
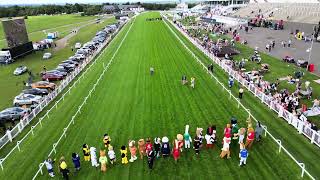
xmin=237 ymin=22 xmax=320 ymax=75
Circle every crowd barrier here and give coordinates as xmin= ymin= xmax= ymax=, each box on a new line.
xmin=162 ymin=13 xmax=315 ymax=180
xmin=0 ymin=19 xmax=128 ymax=172
xmin=164 ymin=14 xmax=320 ymax=148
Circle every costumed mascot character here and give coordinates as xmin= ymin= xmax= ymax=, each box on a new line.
xmin=103 ymin=134 xmax=111 ymax=148
xmin=99 ymin=150 xmax=108 ymax=172
xmin=82 ymin=144 xmax=90 ymax=162
xmin=224 ymin=124 xmax=231 ymax=137
xmin=220 ymin=134 xmax=231 ymax=159
xmin=145 ymin=138 xmax=153 ymax=155
xmin=59 ymin=157 xmax=70 ymax=180
xmin=44 ymin=158 xmax=55 ymax=177
xmin=138 ymin=139 xmax=146 ymax=159
xmin=129 ymin=140 xmax=138 ymax=162
xmin=245 ymin=127 xmax=255 ymax=149
xmin=231 ymin=117 xmax=239 ymax=142
xmin=238 ymin=128 xmax=246 ymax=146
xmin=239 ymin=143 xmax=249 ymax=166
xmin=120 ymin=145 xmax=129 ymax=164
xmin=107 ymin=145 xmax=116 ymax=164
xmin=177 ymin=134 xmax=184 ymax=152
xmin=161 ymin=136 xmax=170 ymax=157
xmin=193 ymin=136 xmax=200 ymax=155
xmin=196 ymin=127 xmax=204 ymax=148
xmin=71 ymin=153 xmax=81 ymax=171
xmin=173 ymin=139 xmax=180 ymax=162
xmin=205 ymin=125 xmax=216 ymax=149
xmin=154 ymin=137 xmax=161 ymax=158
xmin=147 ymin=150 xmax=155 ymax=169
xmin=184 ymin=125 xmax=192 ymax=149
xmin=246 ymin=117 xmax=253 ymax=129
xmin=90 ymin=147 xmax=99 ymax=167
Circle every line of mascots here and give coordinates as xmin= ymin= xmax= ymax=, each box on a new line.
xmin=45 ymin=117 xmax=259 ymax=178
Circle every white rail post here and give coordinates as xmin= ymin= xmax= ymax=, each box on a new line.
xmin=247 ymin=109 xmax=251 ymax=119
xmin=39 ymin=117 xmax=43 ymax=127
xmin=276 ymin=139 xmax=282 ymax=153
xmin=55 ymin=101 xmax=58 ymax=109
xmin=6 ymin=129 xmax=12 ymax=142
xmin=39 ymin=163 xmax=44 ymax=175
xmin=31 ymin=126 xmax=35 ymax=135
xmin=17 ymin=141 xmax=21 ymax=151
xmin=229 ymin=90 xmax=232 ymax=99
xmin=311 ymin=131 xmax=315 ymax=144
xmin=262 ymin=125 xmax=267 ymax=137
xmin=46 ymin=110 xmax=50 ymax=119
xmin=52 ymin=143 xmax=57 ymax=154
xmin=0 ymin=159 xmax=3 ymax=171
xmin=237 ymin=98 xmax=240 ymax=108
xmin=299 ymin=163 xmax=305 ymax=178
xmin=63 ymin=128 xmax=67 ymax=138
xmin=72 ymin=116 xmax=75 ymax=125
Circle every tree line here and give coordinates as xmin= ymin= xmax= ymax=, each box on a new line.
xmin=0 ymin=2 xmax=198 ymax=18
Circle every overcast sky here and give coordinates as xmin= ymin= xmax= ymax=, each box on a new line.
xmin=0 ymin=0 xmax=201 ymax=6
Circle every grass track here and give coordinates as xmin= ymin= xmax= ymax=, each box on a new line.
xmin=0 ymin=12 xmax=316 ymax=179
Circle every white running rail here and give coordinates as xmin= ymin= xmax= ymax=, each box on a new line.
xmin=162 ymin=13 xmax=315 ymax=180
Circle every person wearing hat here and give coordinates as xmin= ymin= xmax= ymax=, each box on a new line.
xmin=59 ymin=157 xmax=70 ymax=180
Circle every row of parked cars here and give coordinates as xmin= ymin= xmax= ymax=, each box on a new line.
xmin=0 ymin=23 xmax=120 ymax=125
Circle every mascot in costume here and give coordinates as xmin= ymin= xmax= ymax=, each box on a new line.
xmin=184 ymin=125 xmax=192 ymax=149
xmin=99 ymin=150 xmax=108 ymax=172
xmin=154 ymin=137 xmax=161 ymax=158
xmin=120 ymin=145 xmax=128 ymax=164
xmin=107 ymin=146 xmax=116 ymax=164
xmin=205 ymin=125 xmax=216 ymax=149
xmin=138 ymin=139 xmax=146 ymax=159
xmin=82 ymin=144 xmax=90 ymax=161
xmin=245 ymin=127 xmax=255 ymax=149
xmin=145 ymin=138 xmax=153 ymax=154
xmin=129 ymin=140 xmax=138 ymax=162
xmin=176 ymin=134 xmax=184 ymax=152
xmin=103 ymin=134 xmax=111 ymax=148
xmin=90 ymin=146 xmax=99 ymax=167
xmin=220 ymin=133 xmax=231 ymax=159
xmin=173 ymin=139 xmax=180 ymax=162
xmin=196 ymin=127 xmax=204 ymax=147
xmin=161 ymin=136 xmax=170 ymax=157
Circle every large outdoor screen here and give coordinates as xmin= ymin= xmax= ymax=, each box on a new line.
xmin=2 ymin=18 xmax=29 ymax=48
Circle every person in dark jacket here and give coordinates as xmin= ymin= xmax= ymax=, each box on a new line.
xmin=72 ymin=153 xmax=81 ymax=171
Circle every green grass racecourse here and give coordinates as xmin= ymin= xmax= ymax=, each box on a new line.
xmin=0 ymin=12 xmax=318 ymax=179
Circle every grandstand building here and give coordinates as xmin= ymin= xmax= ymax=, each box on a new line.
xmin=205 ymin=0 xmax=250 ymax=5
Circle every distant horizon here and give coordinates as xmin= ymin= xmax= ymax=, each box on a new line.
xmin=0 ymin=0 xmax=205 ymax=6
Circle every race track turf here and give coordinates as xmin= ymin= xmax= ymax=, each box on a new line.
xmin=0 ymin=12 xmax=318 ymax=180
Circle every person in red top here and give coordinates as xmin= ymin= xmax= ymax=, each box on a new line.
xmin=224 ymin=124 xmax=231 ymax=137
xmin=145 ymin=138 xmax=153 ymax=154
xmin=245 ymin=127 xmax=255 ymax=149
xmin=172 ymin=140 xmax=180 ymax=162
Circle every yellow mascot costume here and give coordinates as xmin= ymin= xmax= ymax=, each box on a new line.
xmin=120 ymin=145 xmax=128 ymax=164
xmin=83 ymin=144 xmax=91 ymax=161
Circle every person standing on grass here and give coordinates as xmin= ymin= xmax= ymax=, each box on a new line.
xmin=255 ymin=121 xmax=263 ymax=142
xmin=72 ymin=153 xmax=81 ymax=172
xmin=228 ymin=76 xmax=234 ymax=88
xmin=182 ymin=75 xmax=187 ymax=85
xmin=150 ymin=67 xmax=154 ymax=76
xmin=191 ymin=77 xmax=195 ymax=89
xmin=312 ymin=98 xmax=319 ymax=111
xmin=239 ymin=87 xmax=244 ymax=99
xmin=44 ymin=158 xmax=55 ymax=178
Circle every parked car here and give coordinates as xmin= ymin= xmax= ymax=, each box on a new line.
xmin=14 ymin=93 xmax=42 ymax=106
xmin=43 ymin=52 xmax=52 ymax=60
xmin=62 ymin=60 xmax=79 ymax=66
xmin=31 ymin=81 xmax=56 ymax=90
xmin=0 ymin=107 xmax=29 ymax=122
xmin=42 ymin=70 xmax=67 ymax=76
xmin=23 ymin=88 xmax=49 ymax=96
xmin=42 ymin=73 xmax=64 ymax=81
xmin=58 ymin=63 xmax=75 ymax=71
xmin=282 ymin=56 xmax=295 ymax=63
xmin=13 ymin=66 xmax=28 ymax=75
xmin=296 ymin=59 xmax=308 ymax=68
xmin=56 ymin=66 xmax=73 ymax=73
xmin=75 ymin=42 xmax=82 ymax=49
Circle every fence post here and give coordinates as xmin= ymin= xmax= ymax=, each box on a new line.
xmin=229 ymin=90 xmax=232 ymax=99
xmin=276 ymin=139 xmax=282 ymax=153
xmin=299 ymin=163 xmax=305 ymax=178
xmin=72 ymin=116 xmax=75 ymax=125
xmin=17 ymin=141 xmax=21 ymax=151
xmin=46 ymin=110 xmax=50 ymax=119
xmin=39 ymin=117 xmax=43 ymax=127
xmin=0 ymin=159 xmax=3 ymax=171
xmin=6 ymin=129 xmax=12 ymax=142
xmin=31 ymin=126 xmax=35 ymax=135
xmin=311 ymin=131 xmax=315 ymax=144
xmin=63 ymin=128 xmax=67 ymax=138
xmin=39 ymin=163 xmax=44 ymax=175
xmin=262 ymin=125 xmax=267 ymax=137
xmin=237 ymin=99 xmax=240 ymax=108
